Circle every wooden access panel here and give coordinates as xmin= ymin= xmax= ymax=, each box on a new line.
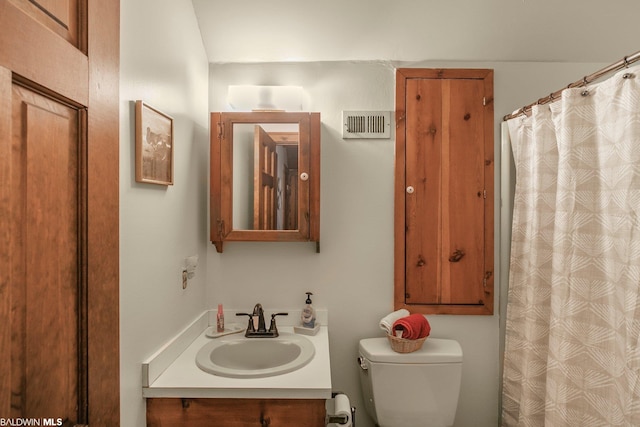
xmin=395 ymin=68 xmax=494 ymax=315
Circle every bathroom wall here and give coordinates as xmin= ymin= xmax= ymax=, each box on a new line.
xmin=112 ymin=0 xmax=635 ymax=425
xmin=206 ymin=60 xmax=605 ymax=427
xmin=119 ymin=0 xmax=210 ymax=425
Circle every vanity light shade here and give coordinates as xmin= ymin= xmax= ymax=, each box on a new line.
xmin=227 ymin=85 xmax=304 ymax=112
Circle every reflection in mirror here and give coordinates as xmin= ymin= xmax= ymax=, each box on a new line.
xmin=232 ymin=123 xmax=299 ymax=231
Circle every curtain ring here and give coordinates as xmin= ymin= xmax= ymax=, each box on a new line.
xmin=580 ymin=77 xmax=590 ymax=96
xmin=624 ymin=56 xmax=630 ymax=68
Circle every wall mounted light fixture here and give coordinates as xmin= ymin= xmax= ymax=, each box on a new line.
xmin=227 ymin=85 xmax=304 ymax=112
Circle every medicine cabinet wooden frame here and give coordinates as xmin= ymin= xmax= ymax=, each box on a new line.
xmin=394 ymin=68 xmax=494 ymax=315
xmin=210 ymin=111 xmax=321 ymax=253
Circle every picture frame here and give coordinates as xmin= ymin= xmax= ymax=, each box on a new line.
xmin=135 ymin=100 xmax=174 ymax=185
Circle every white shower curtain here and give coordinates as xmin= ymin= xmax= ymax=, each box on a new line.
xmin=502 ymin=65 xmax=640 ymax=427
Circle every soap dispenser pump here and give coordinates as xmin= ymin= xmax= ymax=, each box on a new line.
xmin=301 ymin=292 xmax=316 ymax=328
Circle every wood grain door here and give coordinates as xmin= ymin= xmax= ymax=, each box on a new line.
xmin=404 ymin=77 xmax=486 ymax=306
xmin=254 ymin=126 xmax=278 ymax=230
xmin=8 ymin=82 xmax=83 ymax=421
xmin=395 ymin=68 xmax=494 ymax=315
xmin=0 ymin=1 xmax=119 ymax=424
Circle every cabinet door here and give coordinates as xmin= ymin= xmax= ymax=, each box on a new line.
xmin=210 ymin=111 xmax=320 ymax=253
xmin=395 ymin=69 xmax=494 ymax=315
xmin=147 ymin=398 xmax=326 ymax=427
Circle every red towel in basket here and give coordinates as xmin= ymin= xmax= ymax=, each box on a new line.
xmin=392 ymin=314 xmax=431 ymax=340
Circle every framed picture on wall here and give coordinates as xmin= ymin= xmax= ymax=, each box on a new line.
xmin=135 ymin=100 xmax=174 ymax=185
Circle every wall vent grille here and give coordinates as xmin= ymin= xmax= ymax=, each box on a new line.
xmin=342 ymin=111 xmax=391 ymax=139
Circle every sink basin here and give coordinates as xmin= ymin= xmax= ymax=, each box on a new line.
xmin=195 ymin=332 xmax=315 ymax=378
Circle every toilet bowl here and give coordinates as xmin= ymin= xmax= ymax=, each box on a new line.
xmin=358 ymin=337 xmax=462 ymax=427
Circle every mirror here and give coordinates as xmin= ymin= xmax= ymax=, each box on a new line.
xmin=210 ymin=111 xmax=320 ymax=253
xmin=232 ymin=123 xmax=299 ymax=231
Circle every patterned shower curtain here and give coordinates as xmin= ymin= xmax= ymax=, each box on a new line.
xmin=502 ymin=65 xmax=640 ymax=427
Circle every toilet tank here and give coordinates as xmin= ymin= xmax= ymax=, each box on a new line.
xmin=358 ymin=337 xmax=462 ymax=427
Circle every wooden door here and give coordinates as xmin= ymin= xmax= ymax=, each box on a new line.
xmin=395 ymin=68 xmax=494 ymax=315
xmin=0 ymin=1 xmax=119 ymax=424
xmin=254 ymin=126 xmax=278 ymax=230
xmin=9 ymin=83 xmax=82 ymax=420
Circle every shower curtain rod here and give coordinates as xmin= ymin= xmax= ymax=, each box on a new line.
xmin=503 ymin=50 xmax=640 ymax=121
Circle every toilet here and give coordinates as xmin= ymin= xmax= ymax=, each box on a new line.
xmin=358 ymin=337 xmax=463 ymax=427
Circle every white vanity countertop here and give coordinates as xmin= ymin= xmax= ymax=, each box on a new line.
xmin=142 ymin=310 xmax=332 ymax=399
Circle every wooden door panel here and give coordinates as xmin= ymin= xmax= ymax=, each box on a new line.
xmin=405 ymin=78 xmax=442 ymax=304
xmin=10 ymin=83 xmax=82 ymax=421
xmin=0 ymin=2 xmax=88 ymax=110
xmin=8 ymin=0 xmax=83 ymax=48
xmin=442 ymin=79 xmax=485 ymax=305
xmin=254 ymin=126 xmax=278 ymax=230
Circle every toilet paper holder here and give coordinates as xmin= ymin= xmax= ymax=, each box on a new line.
xmin=327 ymin=392 xmax=356 ymax=426
xmin=326 ymin=413 xmax=350 ymax=425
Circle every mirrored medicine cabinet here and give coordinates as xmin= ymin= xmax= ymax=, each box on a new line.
xmin=210 ymin=111 xmax=321 ymax=253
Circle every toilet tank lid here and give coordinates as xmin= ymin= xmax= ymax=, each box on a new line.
xmin=359 ymin=337 xmax=462 ymax=364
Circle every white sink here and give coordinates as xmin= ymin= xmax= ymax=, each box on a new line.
xmin=195 ymin=332 xmax=315 ymax=378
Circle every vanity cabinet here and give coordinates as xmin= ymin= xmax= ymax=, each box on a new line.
xmin=147 ymin=397 xmax=325 ymax=427
xmin=210 ymin=111 xmax=321 ymax=253
xmin=394 ymin=68 xmax=494 ymax=315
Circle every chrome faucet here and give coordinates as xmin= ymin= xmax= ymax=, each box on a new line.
xmin=236 ymin=303 xmax=288 ymax=337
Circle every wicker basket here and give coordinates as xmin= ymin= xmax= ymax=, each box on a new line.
xmin=387 ymin=334 xmax=427 ymax=353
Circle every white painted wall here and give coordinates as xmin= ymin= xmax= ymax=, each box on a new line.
xmin=206 ymin=60 xmax=605 ymax=427
xmin=119 ymin=1 xmax=210 ymax=425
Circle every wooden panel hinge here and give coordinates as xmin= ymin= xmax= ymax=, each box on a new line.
xmin=483 ymin=189 xmax=487 ymax=199
xmin=483 ymin=271 xmax=493 ymax=287
xmin=217 ymin=121 xmax=224 ymax=139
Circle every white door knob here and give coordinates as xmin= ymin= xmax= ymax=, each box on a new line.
xmin=300 ymin=172 xmax=309 ymax=181
xmin=406 ymin=186 xmax=414 ymax=194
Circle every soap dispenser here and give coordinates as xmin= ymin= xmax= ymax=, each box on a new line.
xmin=301 ymin=292 xmax=316 ymax=328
